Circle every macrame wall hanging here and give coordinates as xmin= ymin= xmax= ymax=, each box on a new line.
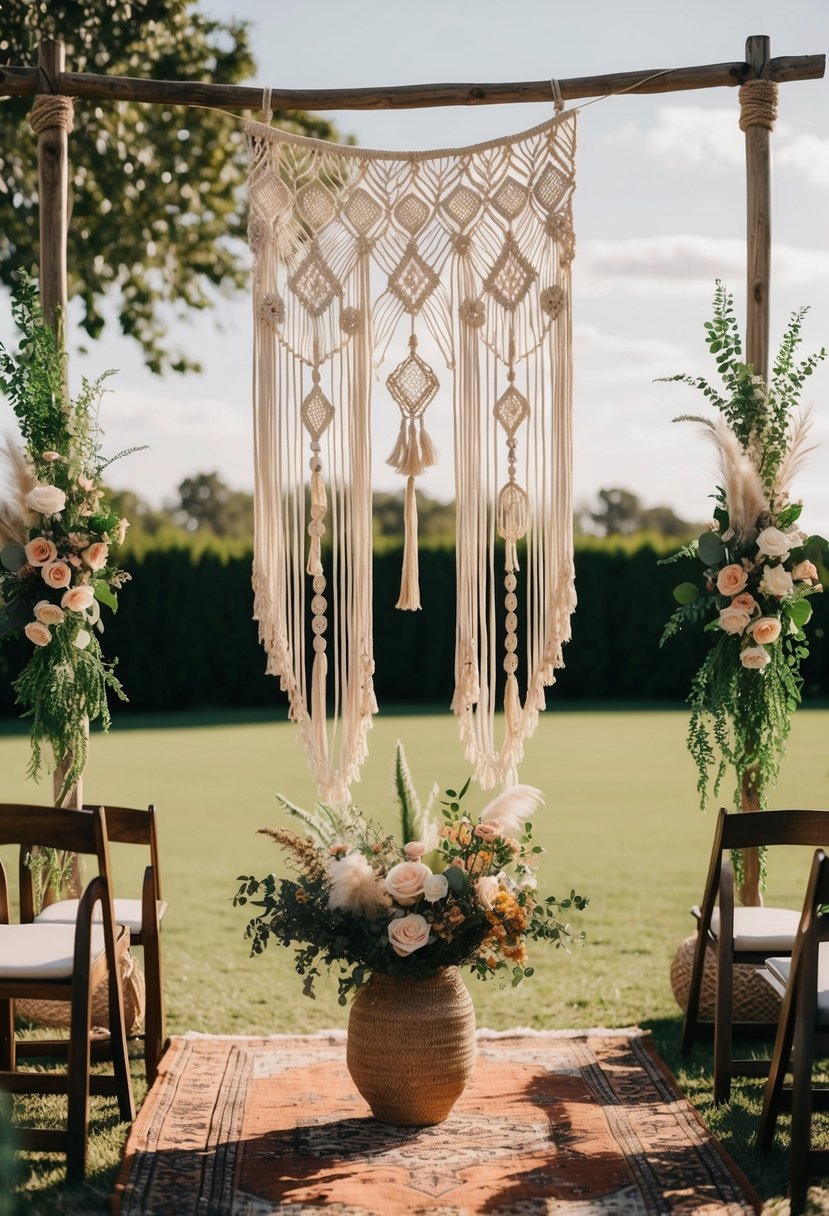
xmin=246 ymin=111 xmax=577 ymax=802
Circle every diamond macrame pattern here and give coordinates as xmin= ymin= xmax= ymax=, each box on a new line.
xmin=301 ymin=382 xmax=335 ymax=441
xmin=442 ymin=185 xmax=482 ymax=230
xmin=343 ymin=187 xmax=384 ymax=235
xmin=388 ymin=244 xmax=440 ymax=314
xmin=484 ymin=238 xmax=536 ymax=311
xmin=491 ymin=176 xmax=529 ymax=222
xmin=296 ymin=181 xmax=337 ymax=231
xmin=288 ymin=247 xmax=341 ymax=317
xmin=533 ymin=163 xmax=570 ymax=213
xmin=493 ymin=383 xmax=530 ymax=437
xmin=394 ymin=194 xmax=430 ymax=234
xmin=386 ymin=349 xmax=440 ymax=419
xmin=249 ymin=164 xmax=291 ymax=219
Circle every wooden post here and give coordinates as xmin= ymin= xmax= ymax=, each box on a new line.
xmin=739 ymin=34 xmax=775 ymax=906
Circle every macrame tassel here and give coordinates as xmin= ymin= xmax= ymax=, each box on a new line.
xmin=306 ymin=461 xmax=327 ymax=577
xmin=396 ymin=475 xmax=421 ymax=611
xmin=497 ymin=482 xmax=529 ymax=573
xmin=418 ymin=419 xmax=437 ymax=470
xmin=505 ymin=540 xmax=519 ymax=573
xmin=387 ymin=417 xmax=436 ymax=479
xmin=504 ymin=672 xmax=522 ymax=739
xmin=386 ymin=419 xmax=409 ymax=474
xmin=311 ymin=647 xmax=328 ymax=760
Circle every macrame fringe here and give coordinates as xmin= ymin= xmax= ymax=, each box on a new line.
xmin=504 ymin=672 xmax=522 ymax=739
xmin=306 ymin=467 xmax=327 ymax=576
xmin=311 ymin=649 xmax=328 ymax=759
xmin=386 ymin=418 xmax=437 ymax=479
xmin=396 ymin=476 xmax=421 ymax=611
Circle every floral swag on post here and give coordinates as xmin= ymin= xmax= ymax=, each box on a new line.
xmin=0 ymin=279 xmax=137 ymax=801
xmin=661 ymin=283 xmax=827 ymax=888
xmin=234 ymin=743 xmax=587 ymax=1005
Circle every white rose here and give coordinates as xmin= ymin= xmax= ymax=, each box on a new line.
xmin=384 ymin=861 xmax=431 ymax=906
xmin=759 ymin=564 xmax=794 ymax=599
xmin=423 ymin=873 xmax=449 ymax=903
xmin=475 ymin=875 xmax=501 ymax=911
xmin=387 ymin=913 xmax=431 ymax=956
xmin=25 ymin=484 xmax=67 ymax=516
xmin=756 ymin=527 xmax=791 ymax=560
xmin=740 ymin=644 xmax=771 ymax=670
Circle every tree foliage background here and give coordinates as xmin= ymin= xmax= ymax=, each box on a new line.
xmin=0 ymin=0 xmax=337 ymax=372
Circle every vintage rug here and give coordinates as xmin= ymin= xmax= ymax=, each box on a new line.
xmin=112 ymin=1029 xmax=760 ymax=1215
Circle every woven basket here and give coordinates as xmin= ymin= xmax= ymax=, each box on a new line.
xmin=17 ymin=948 xmax=146 ymax=1035
xmin=347 ymin=966 xmax=476 ymax=1125
xmin=670 ymin=934 xmax=782 ymax=1023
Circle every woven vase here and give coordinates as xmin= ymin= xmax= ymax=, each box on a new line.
xmin=346 ymin=966 xmax=476 ymax=1125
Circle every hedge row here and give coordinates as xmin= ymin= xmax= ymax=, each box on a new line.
xmin=1 ymin=543 xmax=827 ymax=717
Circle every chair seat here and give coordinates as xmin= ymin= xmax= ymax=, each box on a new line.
xmin=694 ymin=905 xmax=802 ymax=952
xmin=766 ymin=947 xmax=829 ymax=1028
xmin=0 ymin=924 xmax=107 ymax=979
xmin=35 ymin=897 xmax=168 ymax=935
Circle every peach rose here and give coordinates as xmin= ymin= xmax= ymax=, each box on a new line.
xmin=24 ymin=537 xmax=58 ymax=566
xmin=759 ymin=564 xmax=794 ymax=599
xmin=114 ymin=517 xmax=130 ymax=545
xmin=24 ymin=620 xmax=52 ymax=647
xmin=403 ymin=842 xmax=426 ymax=859
xmin=41 ymin=560 xmax=72 ymax=589
xmin=749 ymin=616 xmax=782 ymax=645
xmin=732 ymin=592 xmax=757 ymax=615
xmin=25 ymin=483 xmax=66 ymax=516
xmin=77 ymin=475 xmax=95 ymax=492
xmin=423 ymin=873 xmax=449 ymax=902
xmin=61 ymin=584 xmax=95 ymax=613
xmin=384 ymin=861 xmax=431 ymax=906
xmin=475 ymin=874 xmax=500 ymax=911
xmin=716 ymin=564 xmax=748 ymax=597
xmin=387 ymin=913 xmax=431 ymax=956
xmin=740 ymin=645 xmax=772 ymax=670
xmin=474 ymin=822 xmax=501 ymax=842
xmin=792 ymin=560 xmax=818 ymax=583
xmin=756 ymin=526 xmax=791 ymax=559
xmin=81 ymin=542 xmax=109 ymax=571
xmin=33 ymin=600 xmax=64 ymax=626
xmin=41 ymin=451 xmax=62 ymax=462
xmin=73 ymin=628 xmax=92 ymax=650
xmin=717 ymin=606 xmax=751 ymax=635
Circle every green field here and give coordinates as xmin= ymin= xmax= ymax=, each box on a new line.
xmin=2 ymin=707 xmax=829 ymax=1212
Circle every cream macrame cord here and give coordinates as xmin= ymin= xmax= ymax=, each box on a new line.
xmin=247 ymin=113 xmax=578 ymax=799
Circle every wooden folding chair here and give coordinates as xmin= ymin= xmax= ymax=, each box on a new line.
xmin=0 ymin=803 xmax=135 ymax=1181
xmin=681 ymin=807 xmax=829 ymax=1103
xmin=32 ymin=803 xmax=166 ymax=1084
xmin=757 ymin=848 xmax=829 ymax=1214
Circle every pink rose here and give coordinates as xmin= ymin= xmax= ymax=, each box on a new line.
xmin=24 ymin=620 xmax=52 ymax=647
xmin=77 ymin=475 xmax=95 ymax=492
xmin=760 ymin=564 xmax=794 ymax=599
xmin=749 ymin=616 xmax=782 ymax=645
xmin=61 ymin=585 xmax=95 ymax=613
xmin=33 ymin=600 xmax=64 ymax=626
xmin=387 ymin=913 xmax=431 ymax=956
xmin=740 ymin=644 xmax=772 ymax=670
xmin=732 ymin=593 xmax=757 ymax=615
xmin=41 ymin=451 xmax=62 ymax=463
xmin=41 ymin=561 xmax=72 ymax=589
xmin=384 ymin=861 xmax=431 ymax=906
xmin=82 ymin=542 xmax=109 ymax=571
xmin=474 ymin=822 xmax=502 ymax=842
xmin=403 ymin=842 xmax=426 ymax=859
xmin=756 ymin=526 xmax=791 ymax=560
xmin=24 ymin=537 xmax=57 ymax=566
xmin=716 ymin=564 xmax=748 ymax=596
xmin=792 ymin=560 xmax=818 ymax=583
xmin=717 ymin=606 xmax=751 ymax=635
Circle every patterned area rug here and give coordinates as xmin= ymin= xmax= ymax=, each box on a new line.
xmin=113 ymin=1030 xmax=760 ymax=1215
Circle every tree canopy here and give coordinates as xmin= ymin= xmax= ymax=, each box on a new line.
xmin=579 ymin=487 xmax=700 ymax=539
xmin=0 ymin=1 xmax=338 ymax=372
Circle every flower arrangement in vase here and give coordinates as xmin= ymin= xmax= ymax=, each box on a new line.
xmin=660 ymin=282 xmax=826 ymax=898
xmin=0 ymin=277 xmax=138 ymax=803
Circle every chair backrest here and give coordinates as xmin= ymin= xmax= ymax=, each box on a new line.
xmin=0 ymin=803 xmax=115 ymax=924
xmin=83 ymin=804 xmax=161 ymax=899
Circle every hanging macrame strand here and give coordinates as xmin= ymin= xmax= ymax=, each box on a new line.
xmin=247 ymin=111 xmax=577 ymax=799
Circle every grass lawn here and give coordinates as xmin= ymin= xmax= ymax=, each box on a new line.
xmin=2 ymin=705 xmax=829 ymax=1212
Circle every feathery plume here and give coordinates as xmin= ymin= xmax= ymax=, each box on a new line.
xmin=774 ymin=410 xmax=816 ymax=502
xmin=479 ymin=784 xmax=544 ymax=835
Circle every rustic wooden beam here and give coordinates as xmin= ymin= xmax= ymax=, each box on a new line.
xmin=0 ymin=52 xmax=824 ymax=112
xmin=36 ymin=40 xmax=69 ymax=338
xmin=744 ymin=34 xmax=773 ymax=380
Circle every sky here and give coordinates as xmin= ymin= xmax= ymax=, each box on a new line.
xmin=2 ymin=0 xmax=828 ymax=532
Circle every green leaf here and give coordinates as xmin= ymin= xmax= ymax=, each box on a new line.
xmin=776 ymin=502 xmax=803 ymax=529
xmin=698 ymin=531 xmax=726 ymax=567
xmin=444 ymin=866 xmax=468 ymax=895
xmin=788 ymin=599 xmax=812 ymax=628
xmin=1 ymin=543 xmax=26 ymax=572
xmin=673 ymin=582 xmax=700 ymax=606
xmin=93 ymin=580 xmax=118 ymax=613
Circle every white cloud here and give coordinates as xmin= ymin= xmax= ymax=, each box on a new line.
xmin=644 ymin=106 xmax=744 ymax=167
xmin=777 ymin=134 xmax=829 ymax=189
